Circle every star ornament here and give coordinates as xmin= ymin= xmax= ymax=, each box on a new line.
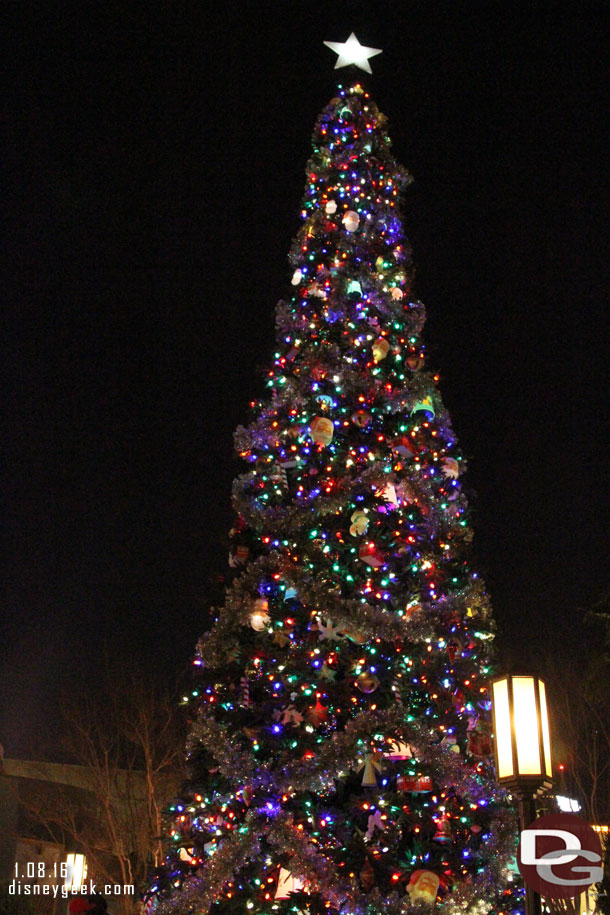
xmin=324 ymin=33 xmax=382 ymax=74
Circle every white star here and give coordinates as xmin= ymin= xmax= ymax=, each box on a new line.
xmin=324 ymin=32 xmax=382 ymax=75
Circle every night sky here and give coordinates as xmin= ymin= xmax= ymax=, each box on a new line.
xmin=2 ymin=2 xmax=609 ymax=757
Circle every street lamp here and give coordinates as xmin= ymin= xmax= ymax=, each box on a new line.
xmin=64 ymin=853 xmax=87 ymax=892
xmin=491 ymin=673 xmax=553 ymax=915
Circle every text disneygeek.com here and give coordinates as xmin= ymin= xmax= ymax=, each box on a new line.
xmin=9 ymin=882 xmax=135 ymax=899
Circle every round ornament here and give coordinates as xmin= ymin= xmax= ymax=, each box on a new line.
xmin=356 ymin=670 xmax=380 ymax=693
xmin=310 ymin=415 xmax=334 ymax=446
xmin=352 ymin=409 xmax=371 ymax=427
xmin=342 ymin=210 xmax=360 ymax=233
xmin=325 ymin=199 xmax=337 ymax=215
xmin=372 ymin=337 xmax=390 ymax=362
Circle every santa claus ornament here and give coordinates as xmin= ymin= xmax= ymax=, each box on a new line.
xmin=407 ymin=869 xmax=439 ymax=903
xmin=372 ymin=337 xmax=390 ymax=362
xmin=310 ymin=415 xmax=334 ymax=446
xmin=342 ymin=210 xmax=360 ymax=232
xmin=250 ymin=598 xmax=270 ymax=631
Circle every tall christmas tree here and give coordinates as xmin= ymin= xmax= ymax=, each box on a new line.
xmin=153 ymin=40 xmax=518 ymax=915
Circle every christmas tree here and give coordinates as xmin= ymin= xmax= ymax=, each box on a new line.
xmin=152 ymin=63 xmax=519 ymax=915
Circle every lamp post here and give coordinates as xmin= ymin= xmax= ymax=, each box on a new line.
xmin=491 ymin=674 xmax=553 ymax=915
xmin=64 ymin=853 xmax=87 ymax=892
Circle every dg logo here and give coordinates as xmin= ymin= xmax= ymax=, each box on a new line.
xmin=518 ymin=813 xmax=604 ymax=898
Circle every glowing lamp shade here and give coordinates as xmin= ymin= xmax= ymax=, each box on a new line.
xmin=64 ymin=853 xmax=87 ymax=891
xmin=491 ymin=674 xmax=552 ymax=793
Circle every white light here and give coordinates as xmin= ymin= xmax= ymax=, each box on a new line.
xmin=513 ymin=677 xmax=542 ymax=776
xmin=492 ymin=678 xmax=514 ymax=780
xmin=556 ymin=795 xmax=581 ymax=813
xmin=64 ymin=853 xmax=87 ymax=891
xmin=323 ymin=33 xmax=383 ymax=74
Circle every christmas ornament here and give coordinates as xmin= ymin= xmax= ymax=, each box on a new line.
xmin=291 ymin=268 xmax=302 ymax=285
xmin=318 ymin=662 xmax=336 ymax=681
xmin=406 ymin=352 xmax=423 ymax=370
xmin=378 ymin=481 xmax=399 ymax=506
xmin=365 ymin=809 xmax=385 ymax=841
xmin=351 ymin=409 xmax=372 ymax=427
xmin=447 ymin=637 xmax=463 ymax=662
xmin=325 ymin=199 xmax=337 ymax=215
xmin=391 ymin=435 xmax=417 ymax=459
xmin=347 ymin=278 xmax=362 ymax=298
xmin=405 ymin=601 xmax=422 ymax=620
xmin=275 ymin=868 xmax=305 ymax=899
xmin=342 ymin=626 xmax=368 ymax=645
xmin=349 ymin=509 xmax=369 ymax=536
xmin=306 ymin=699 xmax=328 ymax=726
xmin=239 ymin=675 xmax=251 ymax=708
xmin=310 ymin=415 xmax=334 ymax=445
xmin=178 ymin=846 xmax=196 ymax=863
xmin=315 ymin=393 xmax=333 ymax=411
xmin=407 ymin=870 xmax=439 ymax=903
xmin=228 ymin=544 xmax=249 ymax=567
xmin=372 ymin=337 xmax=390 ymax=362
xmin=359 ymin=751 xmax=383 ymax=786
xmin=390 ymin=286 xmax=404 ymax=300
xmin=384 ymin=740 xmax=415 ymax=760
xmin=278 ymin=704 xmax=304 ymax=727
xmin=433 ymin=813 xmax=452 ymax=843
xmin=411 ymin=397 xmax=435 ymax=421
xmin=441 ymin=456 xmax=459 ymax=479
xmin=250 ymin=599 xmax=270 ymax=631
xmin=359 ymin=541 xmax=385 ymax=568
xmin=342 ymin=210 xmax=360 ymax=232
xmin=443 ymin=732 xmax=460 ymax=754
xmin=467 ymin=720 xmax=493 ymax=757
xmin=356 ymin=670 xmax=379 ymax=693
xmin=396 ymin=775 xmax=433 ymax=792
xmin=316 ymin=617 xmax=342 ymax=641
xmin=269 ymin=464 xmax=289 ymax=489
xmin=273 ymin=629 xmax=291 ymax=647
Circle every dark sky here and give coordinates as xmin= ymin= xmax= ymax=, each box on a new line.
xmin=2 ymin=1 xmax=609 ymax=756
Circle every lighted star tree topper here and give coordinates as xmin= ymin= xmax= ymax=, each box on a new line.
xmin=323 ymin=33 xmax=383 ymax=74
xmin=150 ymin=44 xmax=521 ymax=915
